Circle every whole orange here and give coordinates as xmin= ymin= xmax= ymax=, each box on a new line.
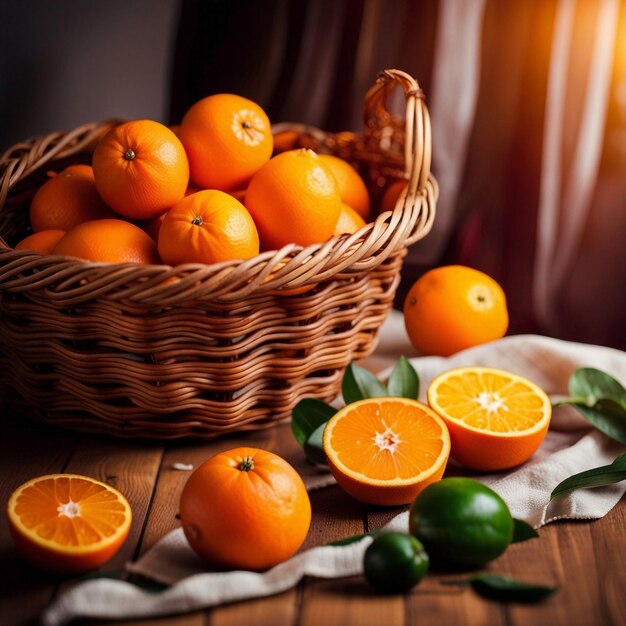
xmin=92 ymin=120 xmax=189 ymax=219
xmin=319 ymin=154 xmax=370 ymax=219
xmin=29 ymin=165 xmax=115 ymax=232
xmin=179 ymin=447 xmax=311 ymax=570
xmin=245 ymin=149 xmax=342 ymax=250
xmin=53 ymin=219 xmax=160 ymax=264
xmin=380 ymin=179 xmax=407 ymax=213
xmin=138 ymin=212 xmax=167 ymax=242
xmin=158 ymin=190 xmax=259 ymax=266
xmin=178 ymin=94 xmax=273 ymax=191
xmin=403 ymin=265 xmax=509 ymax=356
xmin=334 ymin=203 xmax=366 ymax=236
xmin=15 ymin=229 xmax=66 ymax=254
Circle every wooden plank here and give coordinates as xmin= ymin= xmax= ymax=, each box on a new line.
xmin=138 ymin=423 xmax=305 ymax=557
xmin=407 ymin=574 xmax=506 ymax=626
xmin=367 ymin=505 xmax=406 ymax=531
xmin=38 ymin=435 xmax=165 ymax=626
xmin=122 ymin=423 xmax=307 ymax=626
xmin=367 ymin=488 xmax=507 ymax=626
xmin=503 ymin=520 xmax=604 ymax=626
xmin=0 ymin=416 xmax=78 ymax=626
xmin=61 ymin=435 xmax=164 ymax=571
xmin=208 ymin=593 xmax=298 ymax=626
xmin=399 ymin=494 xmax=506 ymax=626
xmin=590 ymin=497 xmax=626 ymax=626
xmin=207 ymin=424 xmax=330 ymax=626
xmin=298 ymin=487 xmax=403 ymax=626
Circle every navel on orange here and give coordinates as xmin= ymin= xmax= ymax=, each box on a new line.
xmin=427 ymin=367 xmax=552 ymax=471
xmin=179 ymin=93 xmax=273 ymax=191
xmin=403 ymin=265 xmax=509 ymax=357
xmin=322 ymin=398 xmax=450 ymax=506
xmin=6 ymin=474 xmax=132 ymax=573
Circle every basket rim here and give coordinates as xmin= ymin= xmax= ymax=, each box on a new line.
xmin=0 ymin=69 xmax=437 ymax=304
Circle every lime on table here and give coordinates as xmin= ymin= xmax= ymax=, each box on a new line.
xmin=363 ymin=532 xmax=429 ymax=593
xmin=409 ymin=477 xmax=514 ymax=568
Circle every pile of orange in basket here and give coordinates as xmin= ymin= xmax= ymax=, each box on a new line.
xmin=16 ymin=93 xmax=375 ymax=267
xmin=0 ymin=69 xmax=436 ymax=440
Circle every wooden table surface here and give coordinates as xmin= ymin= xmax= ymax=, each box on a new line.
xmin=1 ymin=351 xmax=625 ymax=626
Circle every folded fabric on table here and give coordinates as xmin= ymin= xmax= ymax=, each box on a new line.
xmin=42 ymin=329 xmax=626 ymax=626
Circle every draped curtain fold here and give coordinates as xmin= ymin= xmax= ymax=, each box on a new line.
xmin=170 ymin=0 xmax=626 ymax=350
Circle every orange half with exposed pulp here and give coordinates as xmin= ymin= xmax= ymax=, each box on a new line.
xmin=323 ymin=397 xmax=451 ymax=506
xmin=427 ymin=366 xmax=552 ymax=471
xmin=6 ymin=473 xmax=132 ymax=573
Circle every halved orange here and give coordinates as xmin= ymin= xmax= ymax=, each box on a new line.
xmin=6 ymin=474 xmax=132 ymax=573
xmin=427 ymin=367 xmax=552 ymax=471
xmin=322 ymin=398 xmax=451 ymax=506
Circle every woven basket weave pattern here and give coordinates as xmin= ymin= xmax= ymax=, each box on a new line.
xmin=0 ymin=69 xmax=436 ymax=439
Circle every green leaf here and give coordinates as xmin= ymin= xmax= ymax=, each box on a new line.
xmin=342 ymin=363 xmax=388 ymax=404
xmin=303 ymin=422 xmax=328 ymax=466
xmin=329 ymin=528 xmax=382 ymax=546
xmin=569 ymin=368 xmax=626 ymax=404
xmin=512 ymin=518 xmax=539 ymax=543
xmin=550 ymin=453 xmax=626 ymax=501
xmin=555 ymin=368 xmax=626 ymax=444
xmin=291 ymin=398 xmax=336 ymax=447
xmin=443 ymin=574 xmax=557 ymax=603
xmin=565 ymin=401 xmax=626 ymax=444
xmin=386 ymin=356 xmax=420 ymax=399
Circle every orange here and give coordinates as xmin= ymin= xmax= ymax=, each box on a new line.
xmin=272 ymin=129 xmax=300 ymax=153
xmin=334 ymin=202 xmax=366 ymax=236
xmin=179 ymin=447 xmax=311 ymax=570
xmin=15 ymin=229 xmax=65 ymax=254
xmin=178 ymin=93 xmax=273 ymax=191
xmin=380 ymin=179 xmax=407 ymax=213
xmin=229 ymin=188 xmax=247 ymax=203
xmin=53 ymin=219 xmax=160 ymax=264
xmin=57 ymin=164 xmax=94 ymax=180
xmin=427 ymin=367 xmax=552 ymax=471
xmin=319 ymin=154 xmax=370 ymax=219
xmin=245 ymin=149 xmax=342 ymax=250
xmin=92 ymin=119 xmax=189 ymax=219
xmin=6 ymin=473 xmax=132 ymax=573
xmin=158 ymin=190 xmax=259 ymax=266
xmin=322 ymin=397 xmax=450 ymax=506
xmin=138 ymin=212 xmax=167 ymax=241
xmin=403 ymin=265 xmax=509 ymax=357
xmin=29 ymin=165 xmax=115 ymax=232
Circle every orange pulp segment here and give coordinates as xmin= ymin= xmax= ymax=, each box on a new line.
xmin=323 ymin=398 xmax=451 ymax=506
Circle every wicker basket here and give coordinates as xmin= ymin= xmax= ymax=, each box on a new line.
xmin=0 ymin=69 xmax=437 ymax=439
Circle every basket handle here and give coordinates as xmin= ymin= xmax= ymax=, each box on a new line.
xmin=364 ymin=69 xmax=432 ymax=194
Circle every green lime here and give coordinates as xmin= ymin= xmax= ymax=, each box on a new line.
xmin=363 ymin=532 xmax=429 ymax=593
xmin=409 ymin=477 xmax=513 ymax=568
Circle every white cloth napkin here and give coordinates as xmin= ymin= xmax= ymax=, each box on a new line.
xmin=42 ymin=324 xmax=626 ymax=626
